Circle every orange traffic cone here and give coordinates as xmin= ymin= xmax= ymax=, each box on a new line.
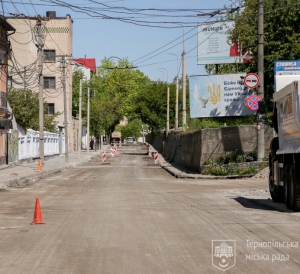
xmin=31 ymin=198 xmax=45 ymax=225
xmin=36 ymin=159 xmax=42 ymax=172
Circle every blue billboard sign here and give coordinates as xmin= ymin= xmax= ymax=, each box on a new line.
xmin=274 ymin=61 xmax=300 ymax=75
xmin=274 ymin=60 xmax=300 ymax=92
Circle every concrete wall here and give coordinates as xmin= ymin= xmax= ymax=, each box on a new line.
xmin=147 ymin=125 xmax=273 ymax=172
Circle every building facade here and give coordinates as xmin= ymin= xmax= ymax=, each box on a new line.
xmin=0 ymin=17 xmax=15 ymax=165
xmin=7 ymin=12 xmax=76 ymax=153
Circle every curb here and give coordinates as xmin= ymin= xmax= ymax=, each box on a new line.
xmin=4 ymin=152 xmax=102 ymax=189
xmin=158 ymin=156 xmax=255 ymax=180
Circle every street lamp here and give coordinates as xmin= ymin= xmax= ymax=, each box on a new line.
xmin=105 ymin=56 xmax=137 ymax=70
xmin=167 ymin=53 xmax=179 ymax=130
xmin=156 ymin=69 xmax=164 ymax=82
xmin=158 ymin=68 xmax=168 ymax=83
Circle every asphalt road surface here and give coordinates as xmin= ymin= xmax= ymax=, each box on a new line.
xmin=1 ymin=144 xmax=300 ymax=274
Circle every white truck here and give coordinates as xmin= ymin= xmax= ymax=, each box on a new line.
xmin=269 ymin=81 xmax=300 ymax=211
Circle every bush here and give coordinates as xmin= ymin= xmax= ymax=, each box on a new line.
xmin=201 ymin=164 xmax=259 ymax=176
xmin=203 ymin=150 xmax=254 ymax=165
xmin=186 ymin=115 xmax=258 ymax=131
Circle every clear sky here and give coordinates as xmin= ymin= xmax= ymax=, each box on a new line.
xmin=3 ymin=0 xmax=236 ymax=82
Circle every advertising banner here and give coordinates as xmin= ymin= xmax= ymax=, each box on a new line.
xmin=274 ymin=60 xmax=300 ymax=92
xmin=189 ymin=74 xmax=254 ymax=118
xmin=197 ymin=21 xmax=242 ymax=65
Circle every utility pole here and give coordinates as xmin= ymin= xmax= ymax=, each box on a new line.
xmin=57 ymin=55 xmax=72 ymax=163
xmin=79 ymin=78 xmax=82 ymax=158
xmin=182 ymin=50 xmax=187 ymax=128
xmin=167 ymin=85 xmax=170 ymax=136
xmin=257 ymin=0 xmax=264 ymax=161
xmin=175 ymin=75 xmax=179 ymax=129
xmin=36 ymin=16 xmax=44 ymax=163
xmin=87 ymin=87 xmax=90 ymax=154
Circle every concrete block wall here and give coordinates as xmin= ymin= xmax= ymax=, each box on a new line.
xmin=147 ymin=125 xmax=273 ymax=172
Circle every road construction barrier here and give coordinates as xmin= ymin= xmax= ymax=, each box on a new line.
xmin=154 ymin=151 xmax=159 ymax=164
xmin=102 ymin=151 xmax=107 ymax=163
xmin=110 ymin=146 xmax=115 ymax=157
xmin=148 ymin=146 xmax=152 ymax=158
xmin=36 ymin=159 xmax=42 ymax=172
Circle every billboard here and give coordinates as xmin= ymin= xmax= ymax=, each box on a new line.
xmin=189 ymin=74 xmax=255 ymax=118
xmin=197 ymin=21 xmax=243 ymax=65
xmin=274 ymin=60 xmax=300 ymax=92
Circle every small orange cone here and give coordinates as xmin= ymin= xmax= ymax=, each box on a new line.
xmin=36 ymin=159 xmax=42 ymax=172
xmin=31 ymin=198 xmax=45 ymax=225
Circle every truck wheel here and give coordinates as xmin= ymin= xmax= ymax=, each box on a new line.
xmin=289 ymin=165 xmax=300 ymax=211
xmin=284 ymin=164 xmax=292 ymax=209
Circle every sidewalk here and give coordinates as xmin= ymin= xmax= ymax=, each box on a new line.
xmin=0 ymin=146 xmax=109 ymax=189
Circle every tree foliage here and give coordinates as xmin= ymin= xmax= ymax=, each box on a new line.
xmin=206 ymin=0 xmax=300 ymax=111
xmin=8 ymin=88 xmax=61 ymax=132
xmin=72 ymin=57 xmax=186 ymax=137
xmin=116 ymin=118 xmax=142 ymax=140
xmin=72 ymin=57 xmax=152 ymax=138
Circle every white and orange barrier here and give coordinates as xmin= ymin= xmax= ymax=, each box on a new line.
xmin=148 ymin=146 xmax=152 ymax=158
xmin=154 ymin=151 xmax=159 ymax=164
xmin=102 ymin=151 xmax=107 ymax=163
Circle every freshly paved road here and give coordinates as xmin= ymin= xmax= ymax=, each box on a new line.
xmin=0 ymin=144 xmax=300 ymax=274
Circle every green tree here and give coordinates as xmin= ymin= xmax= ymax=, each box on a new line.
xmin=117 ymin=118 xmax=142 ymax=140
xmin=86 ymin=58 xmax=150 ymax=138
xmin=206 ymin=0 xmax=300 ymax=111
xmin=72 ymin=69 xmax=85 ymax=117
xmin=8 ymin=88 xmax=61 ymax=132
xmin=133 ymin=80 xmax=171 ymax=132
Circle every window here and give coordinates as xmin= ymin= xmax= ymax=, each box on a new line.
xmin=44 ymin=77 xmax=55 ymax=89
xmin=7 ymin=76 xmax=12 ymax=88
xmin=46 ymin=103 xmax=55 ymax=115
xmin=44 ymin=50 xmax=55 ymax=62
xmin=0 ymin=92 xmax=7 ymax=107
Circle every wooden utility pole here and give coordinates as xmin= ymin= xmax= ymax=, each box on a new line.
xmin=257 ymin=0 xmax=264 ymax=161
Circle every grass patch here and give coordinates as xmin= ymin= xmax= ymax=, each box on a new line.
xmin=201 ymin=164 xmax=260 ymax=176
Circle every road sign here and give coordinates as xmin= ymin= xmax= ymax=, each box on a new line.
xmin=244 ymin=73 xmax=260 ymax=89
xmin=245 ymin=94 xmax=262 ymax=111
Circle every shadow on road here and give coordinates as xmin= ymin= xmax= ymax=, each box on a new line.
xmin=123 ymin=152 xmax=147 ymax=156
xmin=232 ymin=197 xmax=292 ymax=213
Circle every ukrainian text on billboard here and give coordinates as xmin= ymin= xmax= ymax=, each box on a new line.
xmin=189 ymin=74 xmax=254 ymax=118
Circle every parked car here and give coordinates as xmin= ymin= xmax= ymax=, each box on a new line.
xmin=126 ymin=137 xmax=134 ymax=143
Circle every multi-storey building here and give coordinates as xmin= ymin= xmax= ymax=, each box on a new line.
xmin=0 ymin=16 xmax=15 ymax=165
xmin=7 ymin=11 xmax=76 ymax=153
